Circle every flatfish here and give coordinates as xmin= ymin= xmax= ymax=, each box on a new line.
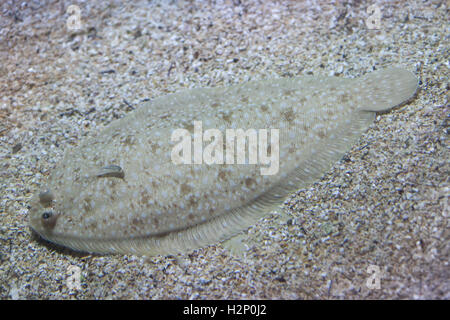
xmin=29 ymin=67 xmax=418 ymax=255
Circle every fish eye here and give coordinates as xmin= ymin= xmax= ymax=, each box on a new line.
xmin=42 ymin=211 xmax=53 ymax=220
xmin=41 ymin=211 xmax=58 ymax=229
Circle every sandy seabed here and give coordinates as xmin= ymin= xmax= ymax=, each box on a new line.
xmin=0 ymin=0 xmax=448 ymax=299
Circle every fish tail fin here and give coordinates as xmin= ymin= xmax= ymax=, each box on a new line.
xmin=356 ymin=67 xmax=418 ymax=112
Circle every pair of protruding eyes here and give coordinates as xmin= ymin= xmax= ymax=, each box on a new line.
xmin=37 ymin=165 xmax=124 ymax=228
xmin=39 ymin=190 xmax=57 ymax=228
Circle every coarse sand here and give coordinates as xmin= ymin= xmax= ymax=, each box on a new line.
xmin=0 ymin=0 xmax=448 ymax=299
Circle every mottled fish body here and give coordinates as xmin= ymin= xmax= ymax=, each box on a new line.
xmin=29 ymin=67 xmax=418 ymax=255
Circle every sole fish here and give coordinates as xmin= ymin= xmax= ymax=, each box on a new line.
xmin=29 ymin=67 xmax=418 ymax=255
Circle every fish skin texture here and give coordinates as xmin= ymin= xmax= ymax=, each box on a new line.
xmin=29 ymin=67 xmax=418 ymax=256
